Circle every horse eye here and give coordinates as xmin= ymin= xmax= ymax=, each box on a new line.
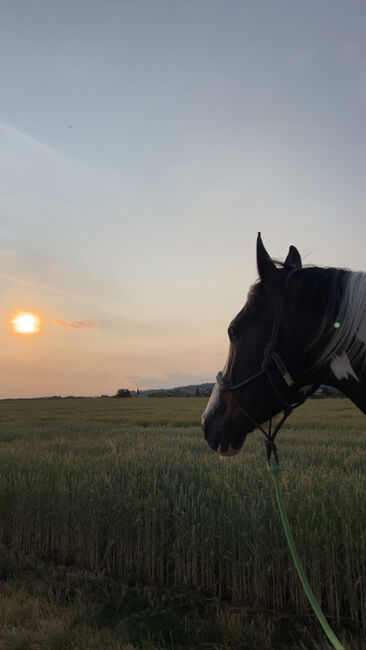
xmin=228 ymin=326 xmax=237 ymax=342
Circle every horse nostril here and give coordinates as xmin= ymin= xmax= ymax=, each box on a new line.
xmin=228 ymin=325 xmax=237 ymax=342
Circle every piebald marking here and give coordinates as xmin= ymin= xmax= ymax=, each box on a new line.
xmin=203 ymin=382 xmax=220 ymax=421
xmin=202 ymin=356 xmax=229 ymax=423
xmin=330 ymin=353 xmax=359 ymax=382
xmin=317 ymin=272 xmax=366 ymax=378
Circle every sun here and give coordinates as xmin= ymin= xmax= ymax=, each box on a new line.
xmin=11 ymin=312 xmax=41 ymax=334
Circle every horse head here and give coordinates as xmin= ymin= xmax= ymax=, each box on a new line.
xmin=202 ymin=233 xmax=366 ymax=456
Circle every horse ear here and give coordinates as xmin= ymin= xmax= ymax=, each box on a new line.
xmin=256 ymin=233 xmax=276 ymax=283
xmin=284 ymin=245 xmax=302 ymax=269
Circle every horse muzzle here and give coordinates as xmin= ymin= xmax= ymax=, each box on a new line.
xmin=217 ymin=443 xmax=241 ymax=457
xmin=201 ymin=412 xmax=247 ymax=456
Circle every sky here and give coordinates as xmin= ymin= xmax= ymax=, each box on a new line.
xmin=1 ymin=0 xmax=366 ymax=398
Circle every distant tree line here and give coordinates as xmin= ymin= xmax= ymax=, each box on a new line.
xmin=114 ymin=389 xmax=131 ymax=398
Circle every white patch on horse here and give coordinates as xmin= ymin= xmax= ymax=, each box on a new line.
xmin=317 ymin=272 xmax=366 ymax=369
xmin=203 ymin=382 xmax=220 ymax=421
xmin=202 ymin=356 xmax=229 ymax=423
xmin=330 ymin=353 xmax=359 ymax=382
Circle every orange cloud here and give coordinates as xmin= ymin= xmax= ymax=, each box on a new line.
xmin=52 ymin=319 xmax=97 ymax=331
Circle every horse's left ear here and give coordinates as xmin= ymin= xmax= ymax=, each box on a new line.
xmin=284 ymin=245 xmax=302 ymax=269
xmin=257 ymin=233 xmax=277 ymax=283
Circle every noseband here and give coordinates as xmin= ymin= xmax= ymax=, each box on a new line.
xmin=216 ymin=301 xmax=306 ymax=463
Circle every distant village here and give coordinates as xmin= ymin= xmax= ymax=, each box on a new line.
xmin=33 ymin=383 xmax=215 ymax=400
xmin=97 ymin=384 xmax=344 ymax=399
xmin=4 ymin=384 xmax=345 ymax=401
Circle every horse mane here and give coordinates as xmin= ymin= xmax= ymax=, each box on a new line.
xmin=316 ymin=270 xmax=366 ymax=370
xmin=251 ymin=256 xmax=366 ymax=374
xmin=277 ymin=262 xmax=366 ymax=372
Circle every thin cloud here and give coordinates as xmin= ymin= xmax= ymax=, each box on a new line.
xmin=0 ymin=230 xmax=14 ymax=239
xmin=127 ymin=372 xmax=213 ymax=389
xmin=0 ymin=250 xmax=16 ymax=256
xmin=187 ymin=348 xmax=201 ymax=355
xmin=52 ymin=319 xmax=97 ymax=331
xmin=0 ymin=120 xmax=107 ymax=192
xmin=0 ymin=119 xmax=71 ymax=164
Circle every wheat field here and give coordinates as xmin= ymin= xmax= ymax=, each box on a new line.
xmin=0 ymin=397 xmax=364 ymax=649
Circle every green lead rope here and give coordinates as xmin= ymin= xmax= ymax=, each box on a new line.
xmin=268 ymin=457 xmax=346 ymax=650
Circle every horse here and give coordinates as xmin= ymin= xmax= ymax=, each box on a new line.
xmin=202 ymin=233 xmax=366 ymax=457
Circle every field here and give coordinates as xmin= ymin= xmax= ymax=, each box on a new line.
xmin=0 ymin=397 xmax=365 ymax=650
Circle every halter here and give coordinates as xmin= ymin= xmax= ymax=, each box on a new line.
xmin=216 ymin=304 xmax=306 ymax=463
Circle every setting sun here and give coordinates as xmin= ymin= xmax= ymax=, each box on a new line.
xmin=11 ymin=312 xmax=41 ymax=334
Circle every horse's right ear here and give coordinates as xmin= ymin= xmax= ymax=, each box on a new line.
xmin=284 ymin=245 xmax=302 ymax=269
xmin=256 ymin=233 xmax=276 ymax=283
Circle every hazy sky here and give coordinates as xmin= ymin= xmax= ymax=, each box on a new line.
xmin=1 ymin=0 xmax=366 ymax=397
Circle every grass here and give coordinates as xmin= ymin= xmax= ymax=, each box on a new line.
xmin=0 ymin=397 xmax=364 ymax=649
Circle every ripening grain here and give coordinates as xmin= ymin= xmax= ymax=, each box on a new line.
xmin=0 ymin=397 xmax=364 ymax=649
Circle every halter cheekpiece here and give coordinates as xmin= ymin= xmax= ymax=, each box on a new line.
xmin=216 ymin=297 xmax=306 ymax=463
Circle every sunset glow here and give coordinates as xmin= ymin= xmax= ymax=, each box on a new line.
xmin=1 ymin=2 xmax=365 ymax=399
xmin=11 ymin=313 xmax=41 ymax=335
